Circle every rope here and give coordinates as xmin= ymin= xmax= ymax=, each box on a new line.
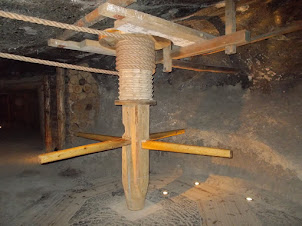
xmin=0 ymin=52 xmax=118 ymax=75
xmin=0 ymin=10 xmax=151 ymax=41
xmin=116 ymin=37 xmax=155 ymax=100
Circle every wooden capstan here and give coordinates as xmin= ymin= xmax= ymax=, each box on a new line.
xmin=39 ymin=33 xmax=232 ymax=210
xmin=33 ymin=0 xmax=301 ymax=211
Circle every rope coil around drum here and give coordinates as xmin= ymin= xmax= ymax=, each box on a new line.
xmin=0 ymin=10 xmax=150 ymax=41
xmin=116 ymin=37 xmax=155 ymax=101
xmin=0 ymin=52 xmax=119 ymax=75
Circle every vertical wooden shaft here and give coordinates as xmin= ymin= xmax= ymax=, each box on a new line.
xmin=56 ymin=68 xmax=66 ymax=149
xmin=44 ymin=75 xmax=52 ymax=152
xmin=122 ymin=104 xmax=149 ymax=210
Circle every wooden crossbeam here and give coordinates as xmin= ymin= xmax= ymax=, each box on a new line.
xmin=142 ymin=140 xmax=232 ymax=158
xmin=157 ymin=30 xmax=250 ymax=62
xmin=48 ymin=39 xmax=116 ymax=56
xmin=76 ymin=129 xmax=185 ymax=142
xmin=158 ymin=21 xmax=302 ymax=61
xmin=57 ymin=0 xmax=136 ymax=40
xmin=39 ymin=138 xmax=130 ymax=164
xmin=98 ymin=2 xmax=215 ymax=47
xmin=172 ymin=60 xmax=239 ymax=74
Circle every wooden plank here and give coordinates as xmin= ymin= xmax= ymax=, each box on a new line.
xmin=43 ymin=75 xmax=52 ymax=152
xmin=98 ymin=2 xmax=215 ymax=47
xmin=122 ymin=104 xmax=149 ymax=210
xmin=57 ymin=0 xmax=136 ymax=40
xmin=142 ymin=140 xmax=232 ymax=158
xmin=38 ymin=139 xmax=129 ymax=164
xmin=225 ymin=0 xmax=236 ymax=54
xmin=56 ymin=68 xmax=65 ymax=149
xmin=156 ymin=30 xmax=250 ymax=62
xmin=172 ymin=60 xmax=239 ymax=74
xmin=48 ymin=39 xmax=116 ymax=56
xmin=163 ymin=45 xmax=172 ymax=72
xmin=76 ymin=129 xmax=185 ymax=142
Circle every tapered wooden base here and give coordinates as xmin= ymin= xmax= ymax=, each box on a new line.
xmin=122 ymin=104 xmax=149 ymax=210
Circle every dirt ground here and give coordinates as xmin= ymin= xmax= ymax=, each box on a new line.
xmin=0 ymin=127 xmax=302 ymax=225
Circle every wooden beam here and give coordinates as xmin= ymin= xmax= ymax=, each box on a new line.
xmin=38 ymin=139 xmax=129 ymax=164
xmin=142 ymin=140 xmax=232 ymax=158
xmin=98 ymin=2 xmax=215 ymax=47
xmin=163 ymin=45 xmax=172 ymax=72
xmin=43 ymin=75 xmax=52 ymax=152
xmin=172 ymin=60 xmax=239 ymax=74
xmin=122 ymin=104 xmax=149 ymax=210
xmin=156 ymin=30 xmax=250 ymax=62
xmin=225 ymin=0 xmax=236 ymax=54
xmin=56 ymin=68 xmax=66 ymax=149
xmin=76 ymin=129 xmax=185 ymax=142
xmin=57 ymin=0 xmax=136 ymax=40
xmin=48 ymin=39 xmax=116 ymax=56
xmin=76 ymin=132 xmax=120 ymax=141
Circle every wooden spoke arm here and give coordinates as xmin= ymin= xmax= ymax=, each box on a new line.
xmin=142 ymin=140 xmax=232 ymax=158
xmin=38 ymin=138 xmax=130 ymax=164
xmin=39 ymin=129 xmax=231 ymax=164
xmin=76 ymin=132 xmax=121 ymax=141
xmin=76 ymin=129 xmax=185 ymax=142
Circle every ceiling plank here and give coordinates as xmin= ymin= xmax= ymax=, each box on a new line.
xmin=98 ymin=2 xmax=215 ymax=47
xmin=57 ymin=0 xmax=136 ymax=40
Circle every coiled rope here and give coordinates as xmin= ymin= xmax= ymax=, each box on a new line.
xmin=116 ymin=37 xmax=155 ymax=100
xmin=0 ymin=52 xmax=118 ymax=75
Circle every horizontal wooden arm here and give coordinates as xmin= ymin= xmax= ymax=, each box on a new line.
xmin=75 ymin=132 xmax=120 ymax=141
xmin=38 ymin=138 xmax=130 ymax=164
xmin=76 ymin=129 xmax=185 ymax=142
xmin=142 ymin=140 xmax=232 ymax=158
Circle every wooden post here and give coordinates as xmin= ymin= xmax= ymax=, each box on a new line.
xmin=56 ymin=68 xmax=66 ymax=149
xmin=44 ymin=75 xmax=52 ymax=152
xmin=225 ymin=0 xmax=236 ymax=54
xmin=122 ymin=104 xmax=149 ymax=210
xmin=163 ymin=45 xmax=172 ymax=72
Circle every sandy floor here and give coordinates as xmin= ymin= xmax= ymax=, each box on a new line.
xmin=0 ymin=128 xmax=302 ymax=225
